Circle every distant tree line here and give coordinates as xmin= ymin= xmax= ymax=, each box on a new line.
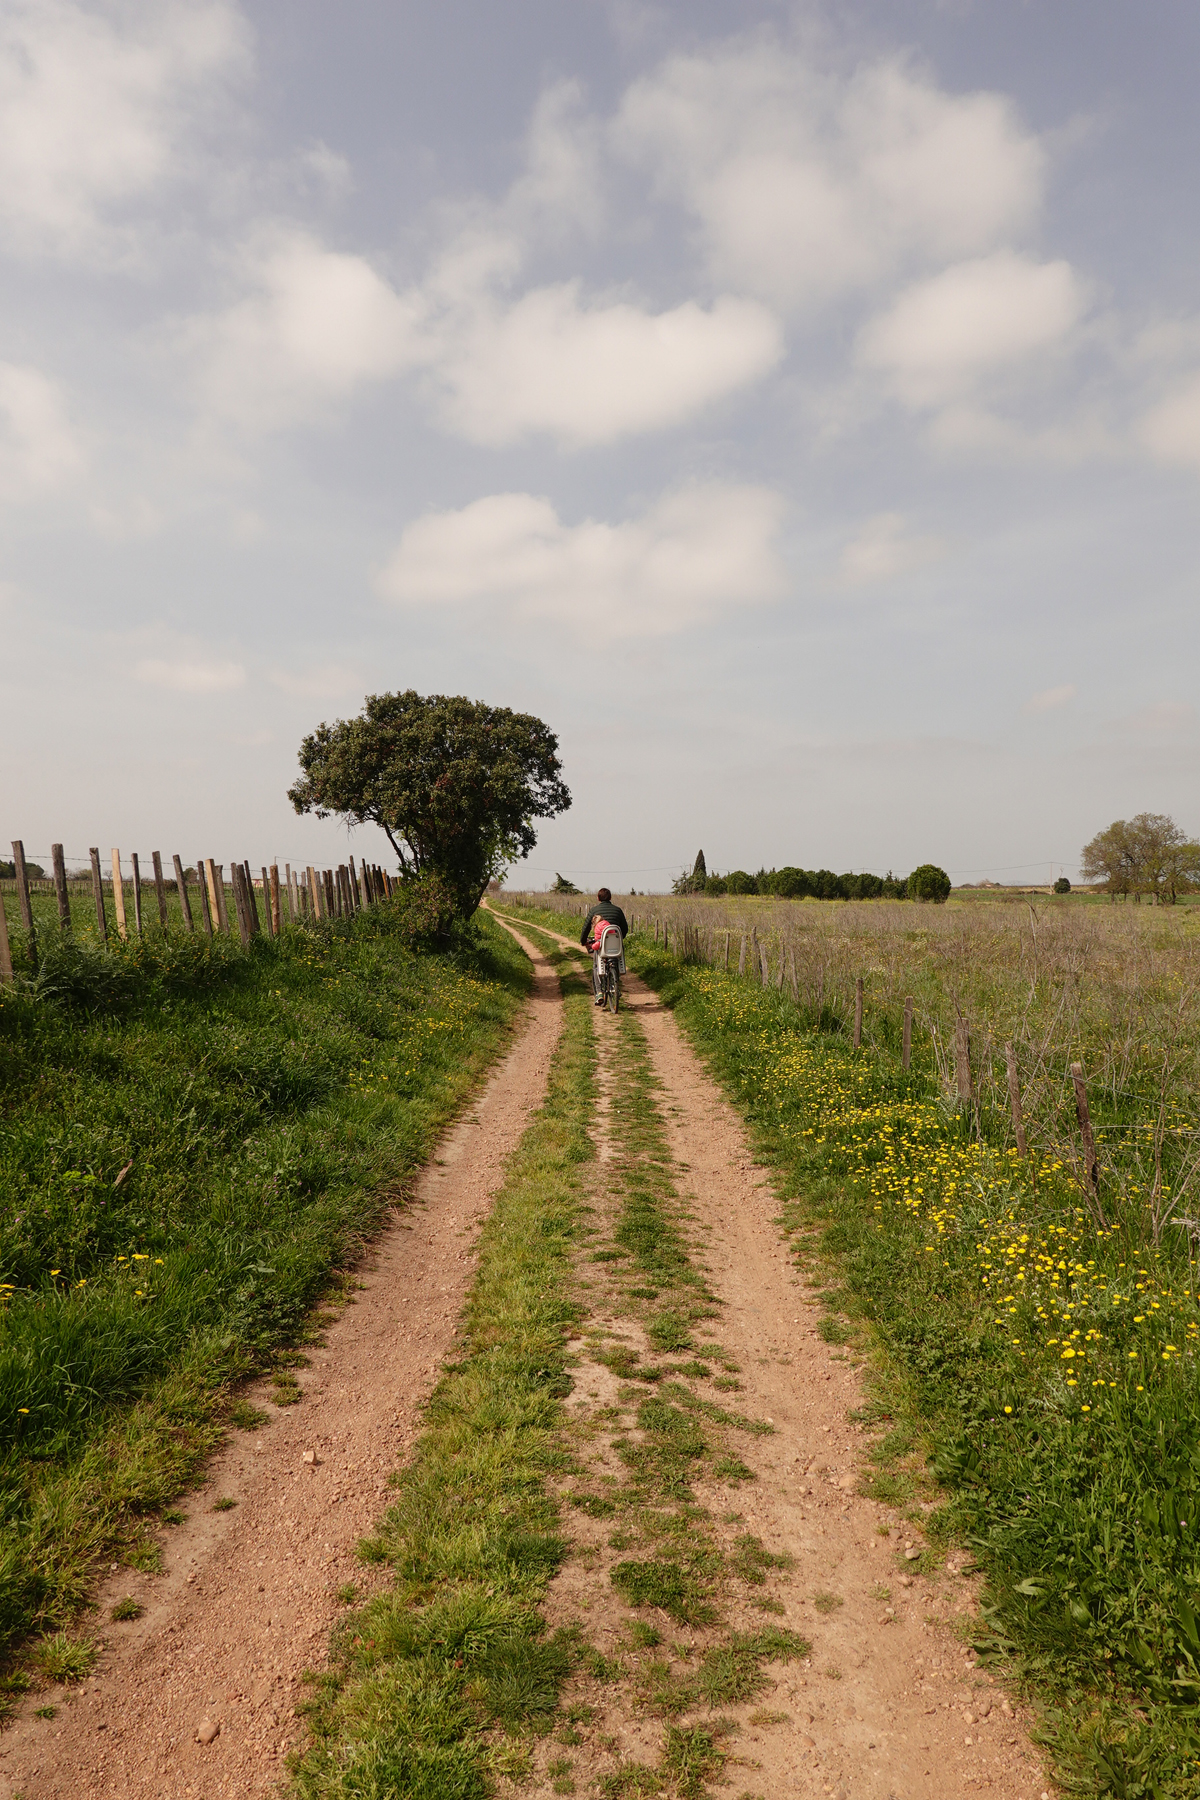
xmin=1081 ymin=813 xmax=1200 ymax=902
xmin=673 ymin=851 xmax=950 ymax=903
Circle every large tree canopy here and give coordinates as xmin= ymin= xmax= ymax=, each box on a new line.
xmin=1081 ymin=813 xmax=1200 ymax=902
xmin=288 ymin=690 xmax=571 ymax=916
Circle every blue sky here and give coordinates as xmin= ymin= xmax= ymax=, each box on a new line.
xmin=4 ymin=0 xmax=1200 ymax=889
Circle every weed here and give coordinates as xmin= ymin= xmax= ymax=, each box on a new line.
xmin=212 ymin=1496 xmax=237 ymax=1512
xmin=663 ymin=1719 xmax=734 ymax=1798
xmin=36 ymin=1633 xmax=96 ymax=1684
xmin=812 ymin=1591 xmax=843 ymax=1615
xmin=334 ymin=1583 xmax=357 ymax=1605
xmin=161 ymin=1510 xmax=185 ymax=1526
xmin=34 ymin=1705 xmax=57 ymax=1720
xmin=870 ymin=1583 xmax=892 ymax=1602
xmin=817 ymin=1316 xmax=850 ymax=1345
xmin=610 ymin=1558 xmax=716 ymax=1627
xmin=627 ymin=1620 xmax=662 ymax=1648
xmin=124 ymin=1539 xmax=162 ymax=1574
xmin=229 ymin=1400 xmax=268 ymax=1431
xmin=111 ymin=1596 xmax=142 ymax=1621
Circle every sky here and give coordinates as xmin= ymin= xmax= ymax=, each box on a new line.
xmin=3 ymin=0 xmax=1200 ymax=890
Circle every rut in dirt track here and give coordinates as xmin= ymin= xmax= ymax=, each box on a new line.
xmin=0 ymin=924 xmax=562 ymax=1800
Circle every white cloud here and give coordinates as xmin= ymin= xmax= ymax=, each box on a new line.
xmin=0 ymin=0 xmax=249 ymax=261
xmin=134 ymin=657 xmax=246 ymax=693
xmin=857 ymin=252 xmax=1084 ymax=405
xmin=375 ymin=483 xmax=786 ymax=636
xmin=431 ymin=286 xmax=782 ymax=446
xmin=1114 ymin=700 xmax=1197 ymax=738
xmin=615 ymin=43 xmax=1044 ymax=308
xmin=268 ymin=665 xmax=364 ymax=700
xmin=0 ymin=363 xmax=84 ymax=502
xmin=839 ymin=512 xmax=945 ymax=585
xmin=1024 ymin=683 xmax=1076 ymax=715
xmin=191 ymin=231 xmax=427 ymax=428
xmin=1139 ymin=373 xmax=1200 ymax=472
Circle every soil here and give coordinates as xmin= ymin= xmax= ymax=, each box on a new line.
xmin=0 ymin=917 xmax=1056 ymax=1800
xmin=0 ymin=926 xmax=562 ymax=1800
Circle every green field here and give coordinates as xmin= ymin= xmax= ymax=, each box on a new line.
xmin=502 ymin=895 xmax=1200 ymax=1798
xmin=0 ymin=901 xmax=529 ymax=1683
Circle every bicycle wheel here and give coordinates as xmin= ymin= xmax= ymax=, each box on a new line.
xmin=608 ymin=966 xmax=620 ymax=1013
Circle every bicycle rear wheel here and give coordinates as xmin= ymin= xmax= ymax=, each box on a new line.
xmin=608 ymin=966 xmax=620 ymax=1013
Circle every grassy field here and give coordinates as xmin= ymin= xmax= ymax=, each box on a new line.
xmin=0 ymin=901 xmax=529 ymax=1690
xmin=503 ymin=896 xmax=1200 ymax=1798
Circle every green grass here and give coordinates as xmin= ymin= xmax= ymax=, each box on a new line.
xmin=0 ymin=902 xmax=529 ymax=1667
xmin=290 ymin=940 xmax=595 ymax=1799
xmin=621 ymin=935 xmax=1200 ymax=1798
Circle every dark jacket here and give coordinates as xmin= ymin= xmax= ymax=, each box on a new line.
xmin=581 ymin=902 xmax=628 ymax=947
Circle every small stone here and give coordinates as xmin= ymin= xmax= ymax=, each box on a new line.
xmin=976 ymin=1698 xmax=991 ymax=1718
xmin=302 ymin=1450 xmax=320 ymax=1466
xmin=904 ymin=1547 xmax=922 ymax=1561
xmin=900 ymin=1576 xmax=913 ymax=1588
xmin=963 ymin=1712 xmax=976 ymax=1724
xmin=196 ymin=1718 xmax=220 ymax=1745
xmin=799 ymin=1733 xmax=816 ymax=1747
xmin=964 ymin=1734 xmax=973 ymax=1746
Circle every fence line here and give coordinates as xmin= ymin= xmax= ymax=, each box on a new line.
xmin=0 ymin=839 xmax=398 ymax=983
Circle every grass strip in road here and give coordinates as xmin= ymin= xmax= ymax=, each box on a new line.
xmin=291 ymin=942 xmax=596 ymax=1800
xmin=0 ymin=905 xmax=529 ymax=1686
xmin=552 ymin=1001 xmax=807 ymax=1799
xmin=615 ymin=936 xmax=1200 ymax=1800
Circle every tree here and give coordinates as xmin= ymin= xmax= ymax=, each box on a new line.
xmin=1081 ymin=814 xmax=1200 ymax=902
xmin=552 ymin=872 xmax=580 ymax=894
xmin=673 ymin=850 xmax=708 ymax=896
xmin=1053 ymin=876 xmax=1072 ymax=895
xmin=908 ymin=864 xmax=951 ymax=904
xmin=288 ymin=690 xmax=571 ymax=918
xmin=725 ymin=870 xmax=758 ymax=895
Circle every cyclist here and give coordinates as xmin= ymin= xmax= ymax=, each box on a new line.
xmin=580 ymin=887 xmax=628 ymax=1005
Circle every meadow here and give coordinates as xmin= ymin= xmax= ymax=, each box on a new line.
xmin=0 ymin=898 xmax=529 ymax=1682
xmin=505 ymin=891 xmax=1200 ymax=1797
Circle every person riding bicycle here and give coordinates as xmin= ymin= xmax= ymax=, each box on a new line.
xmin=581 ymin=887 xmax=628 ymax=1005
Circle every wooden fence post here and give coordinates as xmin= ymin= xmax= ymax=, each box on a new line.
xmin=284 ymin=863 xmax=295 ymax=924
xmin=1006 ymin=1043 xmax=1028 ymax=1157
xmin=216 ymin=867 xmax=231 ymax=934
xmin=759 ymin=942 xmax=770 ymax=987
xmin=151 ymin=852 xmax=169 ymax=928
xmin=11 ymin=841 xmax=35 ymax=953
xmin=269 ymin=866 xmax=281 ymax=936
xmin=349 ymin=857 xmax=362 ymax=910
xmin=723 ymin=931 xmax=730 ymax=971
xmin=775 ymin=945 xmax=785 ymax=990
xmin=111 ymin=850 xmax=128 ymax=940
xmin=203 ymin=860 xmax=221 ymax=936
xmin=90 ymin=848 xmax=108 ymax=943
xmin=230 ymin=863 xmax=252 ymax=947
xmin=172 ymin=855 xmax=194 ymax=931
xmin=902 ymin=997 xmax=913 ymax=1071
xmin=854 ymin=977 xmax=864 ymax=1048
xmin=52 ymin=844 xmax=71 ymax=931
xmin=196 ymin=858 xmax=213 ymax=936
xmin=1071 ymin=1062 xmax=1100 ymax=1196
xmin=738 ymin=933 xmax=747 ymax=975
xmin=130 ymin=852 xmax=144 ymax=937
xmin=954 ymin=1012 xmax=972 ymax=1102
xmin=307 ymin=866 xmax=321 ymax=920
xmin=241 ymin=863 xmax=258 ymax=937
xmin=324 ymin=869 xmax=335 ymax=919
xmin=0 ymin=886 xmax=12 ymax=983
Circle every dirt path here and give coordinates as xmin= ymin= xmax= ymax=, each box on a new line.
xmin=505 ymin=914 xmax=1053 ymax=1800
xmin=0 ymin=924 xmax=562 ymax=1800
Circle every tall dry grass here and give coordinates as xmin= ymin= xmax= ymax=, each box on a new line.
xmin=510 ymin=891 xmax=1200 ymax=1251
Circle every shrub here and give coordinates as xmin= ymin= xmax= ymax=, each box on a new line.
xmin=724 ymin=871 xmax=757 ymax=895
xmin=1053 ymin=875 xmax=1072 ymax=894
xmin=907 ymin=864 xmax=951 ymax=904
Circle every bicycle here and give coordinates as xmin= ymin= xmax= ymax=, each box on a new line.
xmin=595 ymin=924 xmax=622 ymax=1013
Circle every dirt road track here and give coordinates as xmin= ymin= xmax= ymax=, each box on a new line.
xmin=0 ymin=923 xmax=561 ymax=1800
